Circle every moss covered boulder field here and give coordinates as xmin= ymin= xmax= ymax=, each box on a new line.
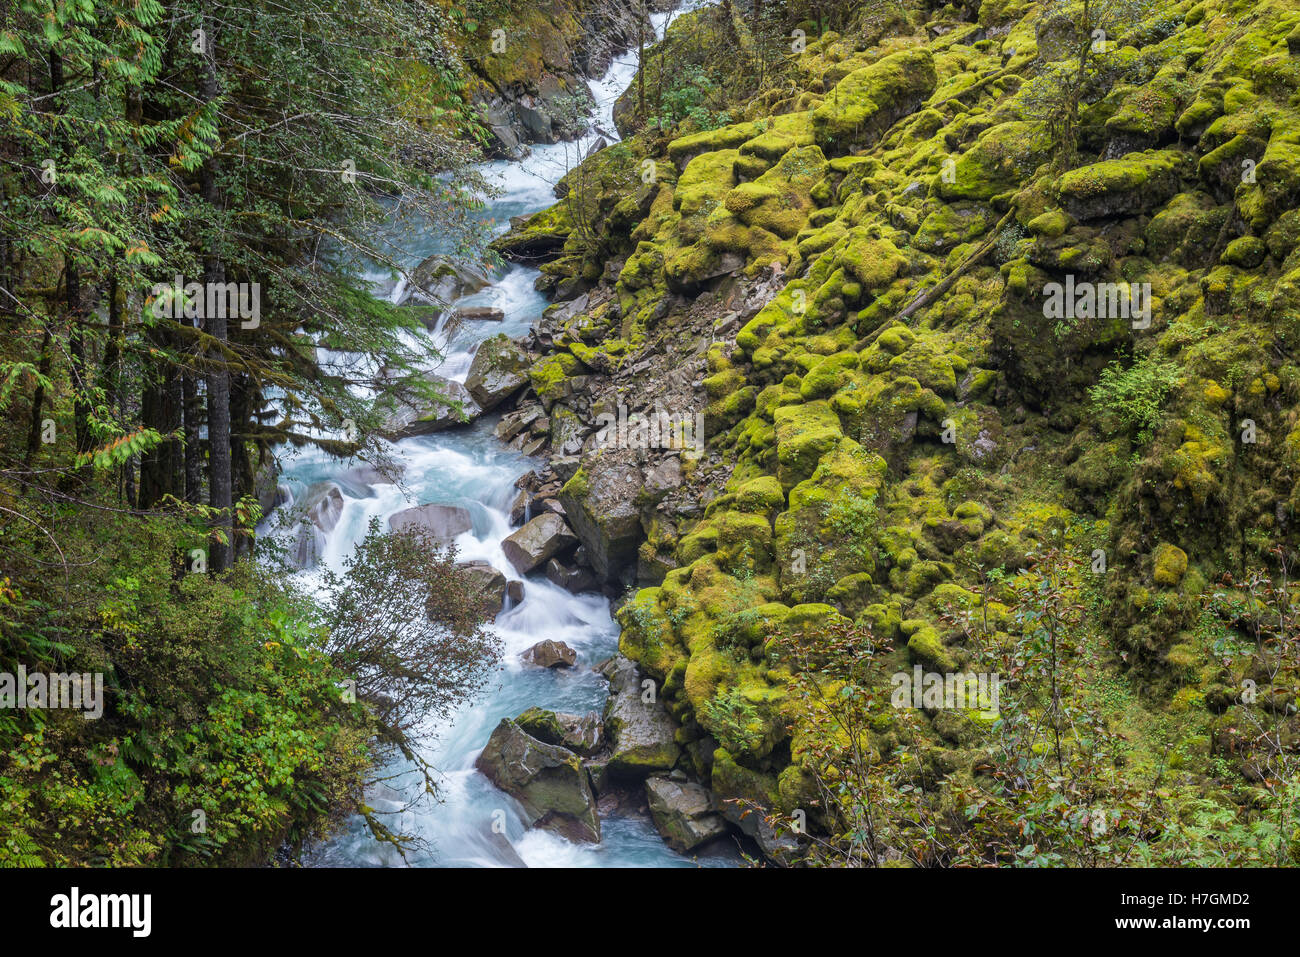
xmin=3 ymin=0 xmax=1300 ymax=882
xmin=488 ymin=0 xmax=1300 ymax=866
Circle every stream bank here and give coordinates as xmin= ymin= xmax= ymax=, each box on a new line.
xmin=276 ymin=0 xmax=742 ymax=868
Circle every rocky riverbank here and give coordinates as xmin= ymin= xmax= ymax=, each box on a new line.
xmin=447 ymin=0 xmax=1300 ymax=865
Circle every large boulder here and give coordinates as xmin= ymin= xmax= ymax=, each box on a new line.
xmin=645 ymin=776 xmax=729 ymax=853
xmin=545 ymin=557 xmax=599 ymax=593
xmin=404 ymin=254 xmax=490 ymax=308
xmin=557 ymin=451 xmax=644 ymax=584
xmin=474 ymin=719 xmax=601 ymax=843
xmin=516 ymin=706 xmax=604 ymax=756
xmin=520 ymin=639 xmax=577 ymax=669
xmin=471 ymin=91 xmax=527 ymax=160
xmin=457 ymin=560 xmax=508 ymax=618
xmin=454 ymin=306 xmax=504 ymax=322
xmin=489 ymin=207 xmax=572 ymax=263
xmin=811 ymin=49 xmax=936 ymax=156
xmin=601 ymin=656 xmax=681 ymax=779
xmin=379 ymin=374 xmax=482 ymax=439
xmin=1055 ymin=149 xmax=1190 ymax=222
xmin=291 ymin=482 xmax=344 ymax=568
xmin=501 ymin=513 xmax=577 ymax=574
xmin=388 ymin=503 xmax=472 ymax=542
xmin=465 ymin=335 xmax=531 ymax=411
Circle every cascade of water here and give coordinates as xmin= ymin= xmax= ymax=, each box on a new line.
xmin=281 ymin=1 xmax=735 ymax=868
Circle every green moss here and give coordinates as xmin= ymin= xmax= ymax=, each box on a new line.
xmin=667 ymin=122 xmax=759 ymax=167
xmin=1153 ymin=543 xmax=1189 ymax=586
xmin=773 ymin=400 xmax=844 ymax=490
xmin=812 ymin=49 xmax=938 ymax=155
xmin=515 ymin=706 xmax=566 ymax=744
xmin=1055 ymin=150 xmax=1189 ymax=220
xmin=906 ymin=624 xmax=957 ymax=672
xmin=1027 ymin=208 xmax=1071 ymax=239
xmin=800 ymin=351 xmax=860 ymax=400
xmin=528 ymin=352 xmax=582 ymax=406
xmin=733 ymin=475 xmax=786 ymax=513
xmin=936 ymin=120 xmax=1052 ymax=201
xmin=1221 ymin=236 xmax=1266 ymax=268
xmin=738 ymin=112 xmax=816 ymax=162
xmin=834 ymin=231 xmax=908 ymax=291
xmin=914 ymin=203 xmax=997 ymax=253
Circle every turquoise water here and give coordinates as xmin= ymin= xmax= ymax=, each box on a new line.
xmin=281 ymin=4 xmax=739 ymax=868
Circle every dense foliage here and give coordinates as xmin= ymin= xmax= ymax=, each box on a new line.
xmin=0 ymin=0 xmax=501 ymax=865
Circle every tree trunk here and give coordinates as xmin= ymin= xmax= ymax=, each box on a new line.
xmin=231 ymin=372 xmax=256 ymax=561
xmin=200 ymin=20 xmax=233 ymax=572
xmin=48 ymin=49 xmax=91 ymax=460
xmin=25 ymin=326 xmax=51 ymax=464
xmin=182 ymin=370 xmax=203 ymax=502
xmin=138 ymin=346 xmax=181 ymax=508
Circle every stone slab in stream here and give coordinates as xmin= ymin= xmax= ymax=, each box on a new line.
xmin=377 ymin=374 xmax=482 ymax=439
xmin=387 ymin=503 xmax=472 ymax=542
xmin=454 ymin=306 xmax=505 ymax=321
xmin=501 ymin=512 xmax=578 ymax=574
xmin=456 ymin=560 xmax=509 ymax=619
xmin=516 ymin=706 xmax=604 ymax=756
xmin=474 ymin=718 xmax=601 ymax=844
xmin=520 ymin=638 xmax=578 ymax=669
xmin=465 ymin=334 xmax=530 ymax=411
xmin=401 ymin=253 xmax=490 ymax=310
xmin=645 ymin=775 xmax=729 ymax=853
xmin=290 ymin=482 xmax=344 ymax=568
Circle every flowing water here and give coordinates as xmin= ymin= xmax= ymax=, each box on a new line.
xmin=280 ymin=3 xmax=737 ymax=867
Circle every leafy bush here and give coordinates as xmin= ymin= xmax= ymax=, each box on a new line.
xmin=0 ymin=505 xmax=496 ymax=865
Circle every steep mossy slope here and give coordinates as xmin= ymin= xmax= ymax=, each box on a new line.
xmin=494 ymin=0 xmax=1300 ymax=864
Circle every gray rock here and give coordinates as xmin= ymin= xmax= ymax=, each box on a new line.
xmin=474 ymin=719 xmax=600 ymax=844
xmin=380 ymin=374 xmax=482 ymax=439
xmin=454 ymin=306 xmax=505 ymax=322
xmin=497 ymin=407 xmax=544 ymax=443
xmin=643 ymin=456 xmax=684 ymax=500
xmin=545 ymin=557 xmax=599 ymax=594
xmin=342 ymin=463 xmax=402 ymax=487
xmin=520 ymin=638 xmax=577 ymax=669
xmin=551 ymin=455 xmax=582 ymax=482
xmin=405 ymin=254 xmax=490 ymax=308
xmin=516 ymin=706 xmax=604 ymax=756
xmin=557 ymin=450 xmax=644 ymax=584
xmin=465 ymin=335 xmax=530 ymax=411
xmin=506 ymin=580 xmax=525 ymax=606
xmin=291 ymin=482 xmax=344 ymax=568
xmin=509 ymin=488 xmax=530 ymax=526
xmin=645 ymin=776 xmax=729 ymax=853
xmin=584 ymin=758 xmax=611 ymax=796
xmin=457 ymin=560 xmax=508 ymax=618
xmin=601 ymin=656 xmax=681 ymax=779
xmin=482 ymin=829 xmax=528 ymax=868
xmin=472 ymin=92 xmax=528 ymax=160
xmin=501 ymin=513 xmax=577 ymax=574
xmin=549 ymin=406 xmax=589 ymax=457
xmin=387 ymin=503 xmax=472 ymax=542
